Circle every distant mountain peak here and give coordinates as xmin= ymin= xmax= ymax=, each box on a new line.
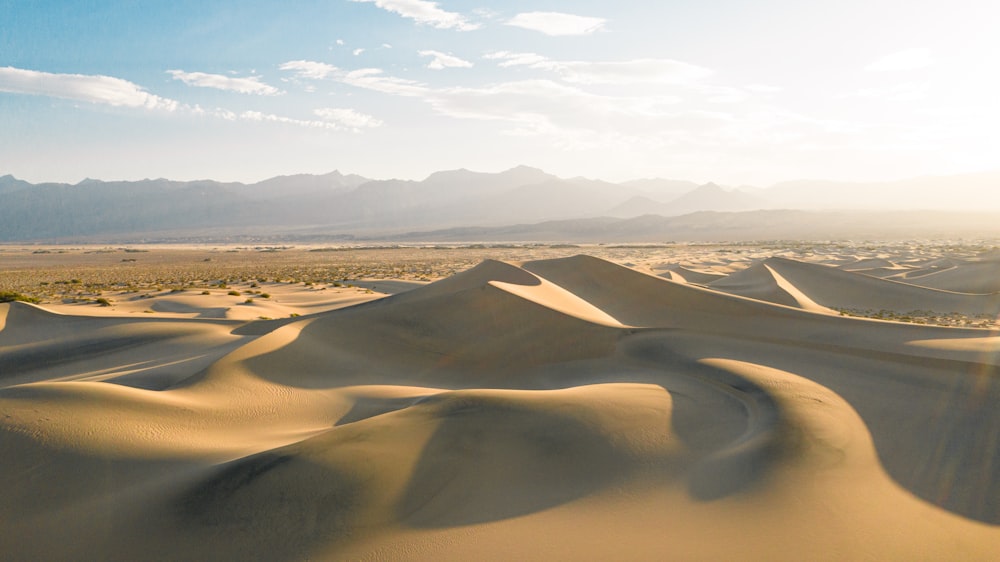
xmin=0 ymin=174 xmax=30 ymax=192
xmin=505 ymin=164 xmax=545 ymax=173
xmin=424 ymin=167 xmax=476 ymax=181
xmin=498 ymin=165 xmax=555 ymax=183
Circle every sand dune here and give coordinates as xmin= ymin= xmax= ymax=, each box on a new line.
xmin=1 ymin=254 xmax=998 ymax=560
xmin=704 ymin=260 xmax=832 ymax=312
xmin=891 ymin=260 xmax=1000 ymax=293
xmin=711 ymin=256 xmax=1000 ymax=317
xmin=652 ymin=263 xmax=728 ymax=284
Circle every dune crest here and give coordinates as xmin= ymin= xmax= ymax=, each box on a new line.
xmin=2 ymin=254 xmax=998 ymax=559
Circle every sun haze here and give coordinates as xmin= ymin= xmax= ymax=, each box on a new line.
xmin=1 ymin=0 xmax=997 ymax=185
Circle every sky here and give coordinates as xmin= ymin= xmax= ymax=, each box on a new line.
xmin=1 ymin=0 xmax=998 ymax=186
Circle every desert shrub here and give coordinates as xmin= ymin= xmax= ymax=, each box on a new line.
xmin=0 ymin=291 xmax=40 ymax=304
xmin=244 ymin=298 xmax=254 ymax=304
xmin=260 ymin=293 xmax=271 ymax=298
xmin=227 ymin=290 xmax=241 ymax=296
xmin=95 ymin=297 xmax=112 ymax=307
xmin=201 ymin=290 xmax=211 ymax=295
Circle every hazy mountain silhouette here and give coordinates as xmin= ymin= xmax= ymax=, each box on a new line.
xmin=608 ymin=183 xmax=765 ymax=217
xmin=0 ymin=166 xmax=997 ymax=241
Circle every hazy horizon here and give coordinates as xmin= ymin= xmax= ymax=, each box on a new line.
xmin=3 ymin=1 xmax=998 ymax=186
xmin=4 ymin=163 xmax=1000 ymax=189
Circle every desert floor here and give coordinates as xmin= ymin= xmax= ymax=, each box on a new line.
xmin=1 ymin=242 xmax=999 ymax=560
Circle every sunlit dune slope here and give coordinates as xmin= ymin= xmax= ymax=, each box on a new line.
xmin=1 ymin=254 xmax=998 ymax=560
xmin=710 ymin=256 xmax=1000 ymax=316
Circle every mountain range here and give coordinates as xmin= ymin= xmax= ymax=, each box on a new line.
xmin=1 ymin=167 xmax=998 ymax=242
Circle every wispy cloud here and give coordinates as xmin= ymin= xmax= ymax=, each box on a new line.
xmin=419 ymin=50 xmax=473 ymax=70
xmin=276 ymin=58 xmax=851 ymax=156
xmin=166 ymin=70 xmax=281 ymax=95
xmin=353 ymin=48 xmax=366 ymax=56
xmin=280 ymin=59 xmax=675 ymax=132
xmin=342 ymin=68 xmax=428 ymax=96
xmin=281 ymin=60 xmax=428 ymax=96
xmin=483 ymin=51 xmax=548 ymax=68
xmin=423 ymin=79 xmax=663 ymax=122
xmin=350 ymin=0 xmax=479 ymax=31
xmin=506 ymin=12 xmax=606 ymax=36
xmin=314 ymin=107 xmax=384 ymax=130
xmin=0 ymin=66 xmax=177 ymax=110
xmin=484 ymin=52 xmax=712 ymax=85
xmin=550 ymin=59 xmax=711 ymax=85
xmin=213 ymin=109 xmax=340 ymax=130
xmin=865 ymin=48 xmax=934 ymax=72
xmin=279 ymin=60 xmax=338 ymax=79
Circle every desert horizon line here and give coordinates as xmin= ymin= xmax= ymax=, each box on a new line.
xmin=6 ymin=163 xmax=1000 ymax=190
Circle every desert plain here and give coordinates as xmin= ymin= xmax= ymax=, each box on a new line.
xmin=1 ymin=241 xmax=999 ymax=560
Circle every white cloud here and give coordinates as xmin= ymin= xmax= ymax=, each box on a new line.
xmin=216 ymin=109 xmax=343 ymax=129
xmin=865 ymin=48 xmax=934 ymax=72
xmin=279 ymin=60 xmax=338 ymax=79
xmin=381 ymin=43 xmax=393 ymax=49
xmin=238 ymin=110 xmax=327 ymax=128
xmin=279 ymin=60 xmax=824 ymax=154
xmin=483 ymin=51 xmax=548 ymax=68
xmin=549 ymin=59 xmax=712 ymax=85
xmin=314 ymin=107 xmax=384 ymax=130
xmin=205 ymin=105 xmax=377 ymax=131
xmin=0 ymin=66 xmax=177 ymax=110
xmin=342 ymin=68 xmax=428 ymax=96
xmin=484 ymin=52 xmax=712 ymax=85
xmin=166 ymin=70 xmax=281 ymax=95
xmin=506 ymin=12 xmax=606 ymax=36
xmin=353 ymin=48 xmax=366 ymax=56
xmin=472 ymin=8 xmax=501 ymax=20
xmin=424 ymin=79 xmax=683 ymax=130
xmin=281 ymin=60 xmax=428 ymax=96
xmin=336 ymin=39 xmax=345 ymax=45
xmin=419 ymin=50 xmax=473 ymax=70
xmin=350 ymin=0 xmax=479 ymax=31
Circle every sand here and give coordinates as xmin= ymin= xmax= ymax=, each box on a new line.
xmin=1 ymin=246 xmax=999 ymax=560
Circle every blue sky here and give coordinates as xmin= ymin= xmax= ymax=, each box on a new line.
xmin=1 ymin=0 xmax=998 ymax=185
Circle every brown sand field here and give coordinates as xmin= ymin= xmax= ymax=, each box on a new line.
xmin=1 ymin=242 xmax=999 ymax=560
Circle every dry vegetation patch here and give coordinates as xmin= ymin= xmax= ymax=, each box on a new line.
xmin=2 ymin=242 xmax=998 ymax=329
